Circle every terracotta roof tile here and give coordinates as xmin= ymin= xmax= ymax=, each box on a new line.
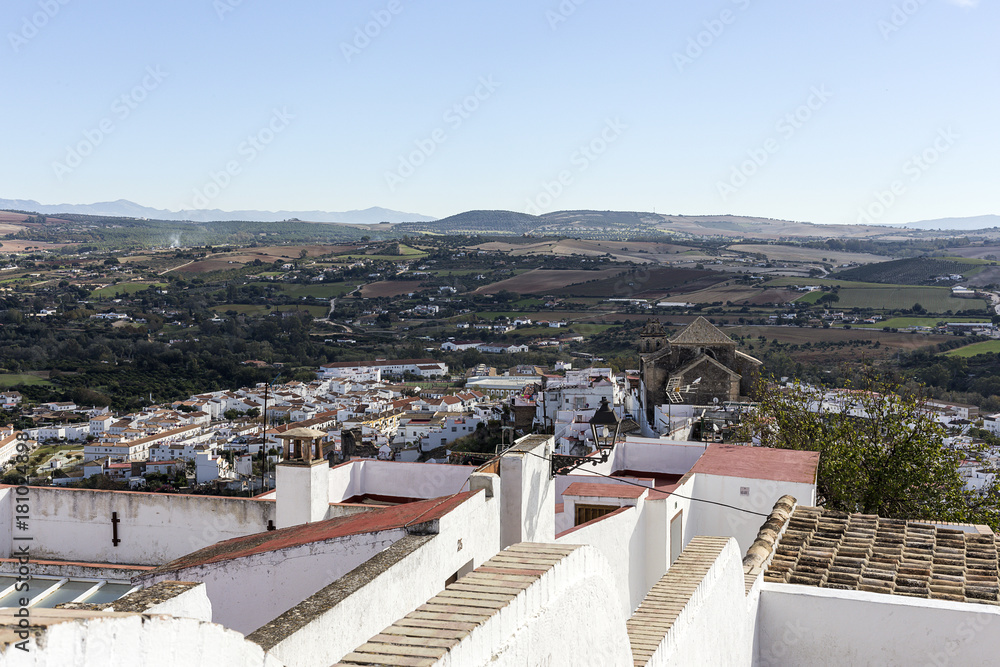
xmin=149 ymin=491 xmax=479 ymax=574
xmin=764 ymin=505 xmax=999 ymax=606
xmin=690 ymin=443 xmax=820 ymax=484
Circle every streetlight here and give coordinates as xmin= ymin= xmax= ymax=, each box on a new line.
xmin=589 ymin=396 xmax=622 ymax=456
xmin=551 ymin=396 xmax=621 ymax=476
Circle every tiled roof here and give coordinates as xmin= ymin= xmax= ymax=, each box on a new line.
xmin=628 ymin=535 xmax=732 ymax=666
xmin=335 ymin=542 xmax=579 ymax=666
xmin=563 ymin=482 xmax=647 ymax=499
xmin=690 ymin=443 xmax=820 ymax=484
xmin=764 ymin=506 xmax=999 ymax=605
xmin=149 ymin=491 xmax=478 ymax=574
xmin=667 ymin=316 xmax=736 ymax=346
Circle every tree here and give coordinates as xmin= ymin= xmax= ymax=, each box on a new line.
xmin=739 ymin=374 xmax=998 ymax=528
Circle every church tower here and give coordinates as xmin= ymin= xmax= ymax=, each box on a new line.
xmin=638 ymin=318 xmax=668 ymax=354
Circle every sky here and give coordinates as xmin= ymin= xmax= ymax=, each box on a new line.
xmin=1 ymin=0 xmax=997 ymax=224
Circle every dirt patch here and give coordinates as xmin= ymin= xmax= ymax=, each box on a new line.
xmin=359 ymin=280 xmax=427 ymax=298
xmin=0 ymin=240 xmax=77 ymax=252
xmin=476 ymin=268 xmax=626 ymax=295
xmin=549 ymin=267 xmax=728 ymax=298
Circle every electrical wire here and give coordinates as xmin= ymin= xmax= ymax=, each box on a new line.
xmin=515 ymin=448 xmax=772 ymax=518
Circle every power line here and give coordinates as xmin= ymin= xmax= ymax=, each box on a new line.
xmin=514 ymin=448 xmax=771 ymax=518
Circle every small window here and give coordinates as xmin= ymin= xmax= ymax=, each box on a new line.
xmin=575 ymin=504 xmax=616 ymax=526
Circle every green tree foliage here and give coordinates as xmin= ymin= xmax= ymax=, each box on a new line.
xmin=739 ymin=374 xmax=998 ymax=528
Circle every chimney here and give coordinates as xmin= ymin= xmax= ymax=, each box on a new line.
xmin=498 ymin=434 xmax=556 ymax=548
xmin=275 ymin=427 xmax=330 ymax=529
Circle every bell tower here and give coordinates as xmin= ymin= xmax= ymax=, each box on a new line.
xmin=638 ymin=318 xmax=668 ymax=354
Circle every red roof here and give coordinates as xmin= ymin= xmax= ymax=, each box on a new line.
xmin=150 ymin=491 xmax=479 ymax=574
xmin=563 ymin=482 xmax=647 ymax=499
xmin=690 ymin=443 xmax=819 ymax=484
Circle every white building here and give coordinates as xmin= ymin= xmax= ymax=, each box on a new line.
xmin=7 ymin=432 xmax=1000 ymax=667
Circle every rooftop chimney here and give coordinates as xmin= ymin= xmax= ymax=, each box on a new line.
xmin=275 ymin=427 xmax=329 ymax=529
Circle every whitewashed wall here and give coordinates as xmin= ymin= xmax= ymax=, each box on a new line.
xmin=446 ymin=545 xmax=633 ymax=667
xmin=15 ymin=487 xmax=274 ymax=565
xmin=649 ymin=537 xmax=756 ymax=667
xmin=612 ymin=438 xmax=707 ymax=475
xmin=262 ymin=489 xmax=501 ymax=667
xmin=0 ymin=610 xmax=282 ymax=667
xmin=327 ymin=460 xmax=473 ymax=503
xmin=692 ymin=473 xmax=815 ymax=554
xmin=757 ymin=584 xmax=1000 ymax=666
xmin=142 ymin=527 xmax=407 ymax=635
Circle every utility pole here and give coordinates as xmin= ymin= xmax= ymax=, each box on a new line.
xmin=260 ymin=373 xmax=281 ymax=494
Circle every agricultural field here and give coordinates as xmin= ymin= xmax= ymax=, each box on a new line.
xmin=475 ymin=268 xmax=626 ymax=295
xmin=0 ymin=373 xmax=51 ymax=387
xmin=250 ymin=282 xmax=359 ymax=299
xmin=470 ymin=239 xmax=686 ymax=264
xmin=831 ymin=256 xmax=995 ymax=285
xmin=826 ymin=286 xmax=982 ymax=312
xmin=359 ymin=280 xmax=427 ymax=298
xmin=547 ymin=267 xmax=728 ymax=298
xmin=943 ymin=340 xmax=1000 ymax=358
xmin=728 ymin=244 xmax=890 ymax=265
xmin=876 ymin=317 xmax=983 ymax=329
xmin=212 ymin=304 xmax=329 ymax=317
xmin=91 ymin=282 xmax=166 ymax=298
xmin=670 ymin=284 xmax=800 ymax=306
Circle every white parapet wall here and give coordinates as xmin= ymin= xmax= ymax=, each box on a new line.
xmin=7 ymin=486 xmax=275 ymax=565
xmin=0 ymin=609 xmax=282 ymax=667
xmin=757 ymin=583 xmax=1000 ymax=666
xmin=327 ymin=459 xmax=474 ymax=503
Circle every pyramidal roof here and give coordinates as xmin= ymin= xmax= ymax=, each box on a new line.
xmin=668 ymin=317 xmax=736 ymax=346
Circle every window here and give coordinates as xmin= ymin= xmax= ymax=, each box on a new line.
xmin=574 ymin=503 xmax=616 ymax=526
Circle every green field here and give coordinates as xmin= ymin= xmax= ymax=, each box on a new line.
xmin=336 ymin=253 xmax=428 ymax=262
xmin=876 ymin=317 xmax=984 ymax=329
xmin=831 ymin=287 xmax=981 ymax=312
xmin=213 ymin=304 xmax=329 ymax=317
xmin=248 ymin=282 xmax=359 ymax=299
xmin=91 ymin=282 xmax=166 ymax=298
xmin=944 ymin=340 xmax=1000 ymax=358
xmin=0 ymin=374 xmax=51 ymax=387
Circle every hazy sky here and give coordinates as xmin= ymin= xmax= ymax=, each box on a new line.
xmin=2 ymin=0 xmax=996 ymax=224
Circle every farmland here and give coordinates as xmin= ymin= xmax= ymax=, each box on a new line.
xmin=475 ymin=268 xmax=626 ymax=295
xmin=359 ymin=280 xmax=427 ymax=298
xmin=547 ymin=267 xmax=729 ymax=298
xmin=0 ymin=374 xmax=51 ymax=387
xmin=943 ymin=341 xmax=1000 ymax=358
xmin=832 ymin=256 xmax=994 ymax=285
xmin=728 ymin=243 xmax=890 ymax=265
xmin=91 ymin=282 xmax=167 ymax=298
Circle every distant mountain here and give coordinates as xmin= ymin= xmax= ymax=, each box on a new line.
xmin=397 ymin=210 xmax=542 ymax=235
xmin=0 ymin=198 xmax=436 ymax=224
xmin=901 ymin=215 xmax=1000 ymax=231
xmin=396 ymin=209 xmax=914 ymax=240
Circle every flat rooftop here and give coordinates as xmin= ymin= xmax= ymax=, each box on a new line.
xmin=690 ymin=443 xmax=819 ymax=485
